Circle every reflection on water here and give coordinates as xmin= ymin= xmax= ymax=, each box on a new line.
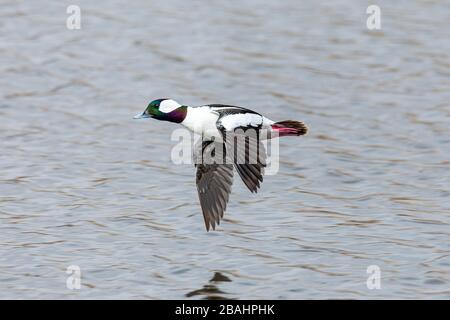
xmin=186 ymin=272 xmax=232 ymax=300
xmin=1 ymin=0 xmax=450 ymax=299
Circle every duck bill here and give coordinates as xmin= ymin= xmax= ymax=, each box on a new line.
xmin=133 ymin=112 xmax=150 ymax=119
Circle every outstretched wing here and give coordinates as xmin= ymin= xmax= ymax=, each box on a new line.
xmin=222 ymin=131 xmax=266 ymax=193
xmin=215 ymin=109 xmax=267 ymax=193
xmin=194 ymin=140 xmax=234 ymax=231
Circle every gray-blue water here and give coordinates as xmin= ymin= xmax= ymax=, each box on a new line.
xmin=1 ymin=0 xmax=449 ymax=299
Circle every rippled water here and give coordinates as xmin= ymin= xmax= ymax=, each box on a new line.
xmin=1 ymin=0 xmax=449 ymax=299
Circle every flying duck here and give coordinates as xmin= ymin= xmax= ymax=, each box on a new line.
xmin=134 ymin=98 xmax=308 ymax=231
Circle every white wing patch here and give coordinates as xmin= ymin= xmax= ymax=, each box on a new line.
xmin=159 ymin=99 xmax=181 ymax=113
xmin=219 ymin=113 xmax=263 ymax=131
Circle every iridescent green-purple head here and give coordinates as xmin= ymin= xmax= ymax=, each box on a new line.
xmin=134 ymin=98 xmax=187 ymax=123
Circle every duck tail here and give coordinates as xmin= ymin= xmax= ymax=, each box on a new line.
xmin=271 ymin=120 xmax=308 ymax=137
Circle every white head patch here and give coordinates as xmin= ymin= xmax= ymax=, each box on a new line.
xmin=159 ymin=99 xmax=181 ymax=113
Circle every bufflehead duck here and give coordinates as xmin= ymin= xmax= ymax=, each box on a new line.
xmin=134 ymin=98 xmax=308 ymax=231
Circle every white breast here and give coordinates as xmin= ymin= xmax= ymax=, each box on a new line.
xmin=181 ymin=106 xmax=221 ymax=139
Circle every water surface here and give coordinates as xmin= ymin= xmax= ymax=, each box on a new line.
xmin=1 ymin=0 xmax=450 ymax=299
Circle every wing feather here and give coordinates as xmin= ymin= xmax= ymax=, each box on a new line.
xmin=219 ymin=125 xmax=267 ymax=194
xmin=195 ymin=140 xmax=234 ymax=231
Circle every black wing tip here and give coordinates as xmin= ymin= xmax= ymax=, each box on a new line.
xmin=235 ymin=163 xmax=264 ymax=193
xmin=205 ymin=220 xmax=218 ymax=231
xmin=202 ymin=207 xmax=224 ymax=231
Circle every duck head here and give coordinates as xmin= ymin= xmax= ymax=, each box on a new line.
xmin=134 ymin=98 xmax=187 ymax=123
